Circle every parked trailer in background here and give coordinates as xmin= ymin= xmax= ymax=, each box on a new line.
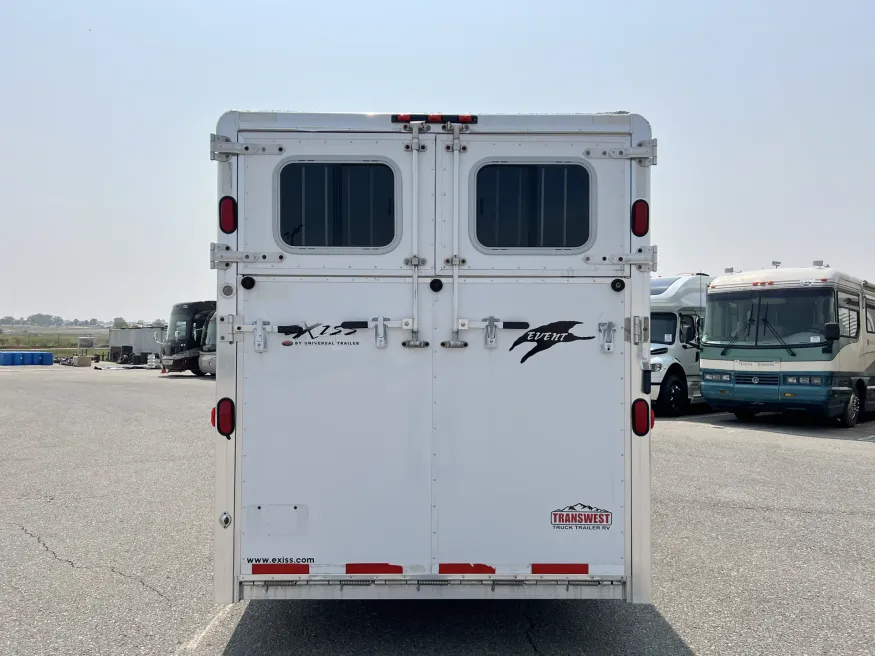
xmin=650 ymin=273 xmax=711 ymax=416
xmin=210 ymin=110 xmax=658 ymax=604
xmin=108 ymin=327 xmax=164 ymax=363
xmin=701 ymin=264 xmax=875 ymax=426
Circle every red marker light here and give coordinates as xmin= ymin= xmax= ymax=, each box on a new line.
xmin=211 ymin=407 xmax=216 ymax=427
xmin=632 ymin=399 xmax=650 ymax=437
xmin=427 ymin=114 xmax=443 ymax=123
xmin=216 ymin=398 xmax=235 ymax=437
xmin=219 ymin=196 xmax=237 ymax=234
xmin=458 ymin=115 xmax=474 ymax=123
xmin=631 ymin=199 xmax=649 ymax=237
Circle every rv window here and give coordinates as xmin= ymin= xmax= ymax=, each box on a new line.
xmin=838 ymin=291 xmax=860 ymax=338
xmin=278 ymin=163 xmax=395 ymax=248
xmin=866 ymin=301 xmax=875 ymax=334
xmin=475 ymin=164 xmax=590 ymax=249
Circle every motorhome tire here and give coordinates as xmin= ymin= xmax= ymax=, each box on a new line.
xmin=656 ymin=373 xmax=688 ymax=417
xmin=838 ymin=388 xmax=860 ymax=428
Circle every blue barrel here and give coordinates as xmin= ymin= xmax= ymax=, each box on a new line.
xmin=11 ymin=352 xmax=23 ymax=366
xmin=0 ymin=352 xmax=10 ymax=366
xmin=41 ymin=352 xmax=54 ymax=365
xmin=21 ymin=352 xmax=34 ymax=365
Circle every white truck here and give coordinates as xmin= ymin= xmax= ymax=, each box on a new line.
xmin=209 ymin=110 xmax=657 ymax=604
xmin=650 ymin=273 xmax=712 ymax=415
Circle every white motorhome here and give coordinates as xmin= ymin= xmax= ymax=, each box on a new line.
xmin=701 ymin=264 xmax=875 ymax=426
xmin=650 ymin=274 xmax=711 ymax=415
xmin=209 ymin=110 xmax=658 ymax=604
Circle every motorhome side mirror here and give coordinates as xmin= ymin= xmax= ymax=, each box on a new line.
xmin=824 ymin=323 xmax=840 ymax=341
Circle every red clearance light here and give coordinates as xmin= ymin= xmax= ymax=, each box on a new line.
xmin=651 ymin=408 xmax=656 ymax=430
xmin=216 ymin=398 xmax=235 ymax=437
xmin=219 ymin=196 xmax=237 ymax=234
xmin=391 ymin=114 xmax=478 ymax=124
xmin=631 ymin=199 xmax=649 ymax=237
xmin=210 ymin=407 xmax=216 ymax=427
xmin=632 ymin=399 xmax=650 ymax=437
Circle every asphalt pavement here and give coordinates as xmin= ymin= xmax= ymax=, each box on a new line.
xmin=1 ymin=367 xmax=873 ymax=655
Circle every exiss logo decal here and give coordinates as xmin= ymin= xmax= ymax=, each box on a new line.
xmin=281 ymin=323 xmax=360 ymax=347
xmin=509 ymin=321 xmax=595 ymax=364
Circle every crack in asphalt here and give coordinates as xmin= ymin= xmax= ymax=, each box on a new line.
xmin=523 ymin=602 xmax=542 ymax=655
xmin=18 ymin=525 xmax=170 ymax=603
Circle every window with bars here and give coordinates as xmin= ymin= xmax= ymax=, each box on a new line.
xmin=474 ymin=164 xmax=591 ymax=249
xmin=278 ymin=163 xmax=396 ymax=248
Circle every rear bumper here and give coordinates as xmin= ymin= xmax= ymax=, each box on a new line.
xmin=239 ymin=576 xmax=627 ymax=601
xmin=702 ymin=381 xmax=850 ymax=417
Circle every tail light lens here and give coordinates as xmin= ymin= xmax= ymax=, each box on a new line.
xmin=631 ymin=199 xmax=649 ymax=237
xmin=216 ymin=398 xmax=235 ymax=437
xmin=211 ymin=407 xmax=216 ymax=427
xmin=219 ymin=196 xmax=238 ymax=234
xmin=632 ymin=398 xmax=650 ymax=436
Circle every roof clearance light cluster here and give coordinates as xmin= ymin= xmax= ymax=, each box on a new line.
xmin=391 ymin=114 xmax=478 ymax=124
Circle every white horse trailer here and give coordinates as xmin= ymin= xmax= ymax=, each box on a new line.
xmin=209 ymin=111 xmax=658 ymax=604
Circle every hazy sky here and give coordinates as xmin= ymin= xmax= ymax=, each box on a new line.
xmin=1 ymin=0 xmax=872 ymax=321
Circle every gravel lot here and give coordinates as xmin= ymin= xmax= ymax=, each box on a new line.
xmin=1 ymin=367 xmax=873 ymax=655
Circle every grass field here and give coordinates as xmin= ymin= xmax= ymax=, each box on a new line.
xmin=0 ymin=326 xmax=111 ymax=355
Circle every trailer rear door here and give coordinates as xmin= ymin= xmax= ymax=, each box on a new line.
xmin=430 ymin=133 xmax=630 ymax=577
xmin=234 ymin=131 xmax=439 ymax=573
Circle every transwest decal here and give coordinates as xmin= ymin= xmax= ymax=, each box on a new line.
xmin=551 ymin=503 xmax=612 ymax=531
xmin=281 ymin=323 xmax=360 ymax=347
xmin=509 ymin=321 xmax=595 ymax=364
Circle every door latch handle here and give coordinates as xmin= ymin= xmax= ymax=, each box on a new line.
xmin=374 ymin=316 xmax=388 ymax=349
xmin=483 ymin=316 xmax=498 ymax=349
xmin=253 ymin=319 xmax=269 ymax=353
xmin=598 ymin=321 xmax=615 ymax=353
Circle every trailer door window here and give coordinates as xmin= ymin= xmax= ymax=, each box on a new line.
xmin=278 ymin=163 xmax=395 ymax=248
xmin=474 ymin=164 xmax=590 ymax=249
xmin=838 ymin=291 xmax=860 ymax=338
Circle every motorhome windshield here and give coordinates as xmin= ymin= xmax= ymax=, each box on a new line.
xmin=651 ymin=312 xmax=678 ymax=345
xmin=168 ymin=309 xmax=191 ymax=342
xmin=202 ymin=317 xmax=217 ymax=352
xmin=704 ymin=287 xmax=835 ymax=348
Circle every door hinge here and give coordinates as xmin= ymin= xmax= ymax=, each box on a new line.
xmin=584 ymin=245 xmax=658 ymax=272
xmin=630 ymin=316 xmax=650 ymax=345
xmin=403 ymin=122 xmax=428 ymax=152
xmin=210 ymin=134 xmax=285 ymax=162
xmin=585 ymin=139 xmax=657 ymax=167
xmin=210 ymin=243 xmax=286 ymax=269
